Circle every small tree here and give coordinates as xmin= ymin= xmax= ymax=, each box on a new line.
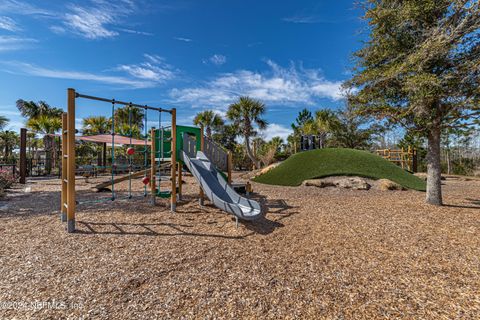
xmin=0 ymin=130 xmax=18 ymax=162
xmin=27 ymin=116 xmax=62 ymax=174
xmin=329 ymin=103 xmax=382 ymax=149
xmin=193 ymin=110 xmax=224 ymax=138
xmin=227 ymin=97 xmax=268 ymax=169
xmin=82 ymin=116 xmax=111 ymax=166
xmin=114 ymin=106 xmax=144 ymax=132
xmin=291 ymin=108 xmax=313 ymax=133
xmin=212 ymin=124 xmax=238 ymax=151
xmin=346 ymin=1 xmax=480 ymax=205
xmin=314 ymin=109 xmax=339 ymax=148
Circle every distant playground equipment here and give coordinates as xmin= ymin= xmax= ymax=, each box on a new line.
xmin=61 ymin=88 xmax=262 ymax=233
xmin=299 ymin=134 xmax=323 ymax=151
xmin=375 ymin=147 xmax=417 ymax=172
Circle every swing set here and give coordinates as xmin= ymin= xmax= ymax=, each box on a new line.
xmin=61 ymin=88 xmax=178 ymax=233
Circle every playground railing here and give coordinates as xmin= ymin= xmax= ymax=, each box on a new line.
xmin=204 ymin=137 xmax=228 ymax=172
xmin=183 ymin=133 xmax=197 ymax=159
xmin=375 ymin=147 xmax=417 ymax=172
xmin=182 ymin=134 xmax=229 ymax=172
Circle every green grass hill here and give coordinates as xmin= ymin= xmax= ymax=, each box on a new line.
xmin=253 ymin=148 xmax=426 ymax=191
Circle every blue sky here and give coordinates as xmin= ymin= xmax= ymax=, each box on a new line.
xmin=0 ymin=0 xmax=365 ymax=140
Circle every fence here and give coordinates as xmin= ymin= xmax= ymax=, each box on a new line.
xmin=375 ymin=147 xmax=417 ymax=172
xmin=0 ymin=163 xmax=17 ymax=177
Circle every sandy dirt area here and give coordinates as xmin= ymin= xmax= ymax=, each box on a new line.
xmin=0 ymin=173 xmax=479 ymax=319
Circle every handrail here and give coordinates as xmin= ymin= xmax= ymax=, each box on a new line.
xmin=204 ymin=137 xmax=228 ymax=171
xmin=182 ymin=134 xmax=228 ymax=172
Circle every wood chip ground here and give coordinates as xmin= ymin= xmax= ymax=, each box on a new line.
xmin=0 ymin=173 xmax=479 ymax=319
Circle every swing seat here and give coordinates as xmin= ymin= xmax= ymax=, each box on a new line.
xmin=155 ymin=186 xmax=179 ymax=198
xmin=156 ymin=190 xmax=171 ymax=198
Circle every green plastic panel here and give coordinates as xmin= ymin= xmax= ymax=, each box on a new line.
xmin=154 ymin=125 xmax=201 ymax=163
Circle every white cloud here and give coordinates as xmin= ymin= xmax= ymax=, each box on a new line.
xmin=144 ymin=54 xmax=163 ymax=64
xmin=0 ymin=36 xmax=37 ymax=51
xmin=118 ymin=28 xmax=153 ymax=36
xmin=49 ymin=25 xmax=66 ymax=35
xmin=113 ymin=54 xmax=176 ymax=82
xmin=3 ymin=61 xmax=154 ymax=88
xmin=0 ymin=106 xmax=21 ymax=117
xmin=115 ymin=63 xmax=174 ymax=82
xmin=170 ymin=60 xmax=344 ymax=108
xmin=174 ymin=37 xmax=192 ymax=42
xmin=0 ymin=0 xmax=53 ymax=17
xmin=0 ymin=16 xmax=19 ymax=31
xmin=60 ymin=0 xmax=137 ymax=39
xmin=0 ymin=105 xmax=24 ymax=132
xmin=205 ymin=54 xmax=227 ymax=66
xmin=260 ymin=123 xmax=292 ymax=141
xmin=2 ymin=54 xmax=176 ymax=88
xmin=283 ymin=15 xmax=324 ymax=24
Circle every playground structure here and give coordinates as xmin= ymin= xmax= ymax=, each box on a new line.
xmin=299 ymin=134 xmax=323 ymax=151
xmin=290 ymin=134 xmax=324 ymax=153
xmin=375 ymin=147 xmax=417 ymax=172
xmin=61 ymin=88 xmax=262 ymax=233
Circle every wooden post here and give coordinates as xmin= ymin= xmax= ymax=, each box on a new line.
xmin=66 ymin=89 xmax=76 ymax=233
xmin=150 ymin=127 xmax=156 ymax=205
xmin=60 ymin=114 xmax=67 ymax=222
xmin=412 ymin=148 xmax=418 ymax=173
xmin=400 ymin=147 xmax=405 ymax=169
xmin=199 ymin=124 xmax=204 ymax=206
xmin=407 ymin=146 xmax=412 ymax=171
xmin=171 ymin=109 xmax=177 ymax=212
xmin=178 ymin=162 xmax=182 ymax=200
xmin=227 ymin=151 xmax=232 ymax=184
xmin=19 ymin=128 xmax=27 ymax=184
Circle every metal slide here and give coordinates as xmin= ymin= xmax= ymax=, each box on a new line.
xmin=181 ymin=151 xmax=263 ymax=221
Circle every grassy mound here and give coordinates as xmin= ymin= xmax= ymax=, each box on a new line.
xmin=253 ymin=148 xmax=426 ymax=191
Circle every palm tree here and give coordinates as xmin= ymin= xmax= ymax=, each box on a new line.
xmin=0 ymin=116 xmax=9 ymax=131
xmin=193 ymin=110 xmax=224 ymax=138
xmin=82 ymin=116 xmax=112 ymax=166
xmin=114 ymin=105 xmax=144 ymax=133
xmin=227 ymin=96 xmax=268 ymax=169
xmin=27 ymin=115 xmax=62 ymax=174
xmin=0 ymin=130 xmax=19 ymax=161
xmin=269 ymin=136 xmax=284 ymax=153
xmin=314 ymin=110 xmax=339 ymax=148
xmin=16 ymin=100 xmax=63 ymax=118
xmin=82 ymin=116 xmax=111 ymax=135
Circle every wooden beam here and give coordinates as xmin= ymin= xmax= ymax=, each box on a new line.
xmin=66 ymin=89 xmax=76 ymax=233
xmin=93 ymin=170 xmax=148 ymax=191
xmin=60 ymin=114 xmax=67 ymax=222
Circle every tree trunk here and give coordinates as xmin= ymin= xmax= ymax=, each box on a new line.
xmin=206 ymin=127 xmax=212 ymax=138
xmin=426 ymin=125 xmax=443 ymax=205
xmin=244 ymin=136 xmax=260 ymax=169
xmin=102 ymin=143 xmax=107 ymax=167
xmin=97 ymin=144 xmax=102 ymax=167
xmin=52 ymin=137 xmax=57 ymax=172
xmin=446 ymin=149 xmax=451 ymax=175
xmin=44 ymin=136 xmax=52 ymax=175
